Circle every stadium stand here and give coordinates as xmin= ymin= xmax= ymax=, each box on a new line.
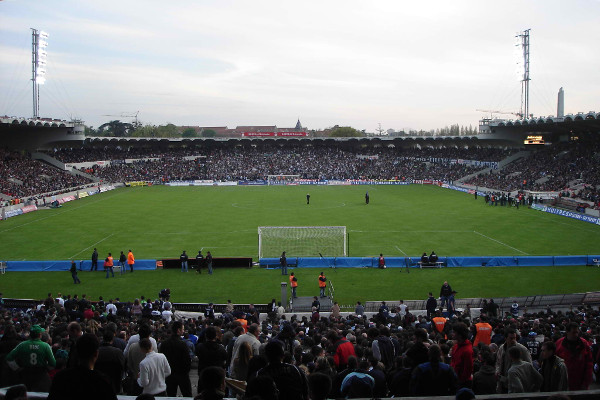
xmin=0 ymin=291 xmax=598 ymax=399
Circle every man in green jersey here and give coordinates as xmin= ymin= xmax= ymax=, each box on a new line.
xmin=6 ymin=324 xmax=56 ymax=392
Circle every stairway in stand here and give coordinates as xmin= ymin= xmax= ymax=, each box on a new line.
xmin=290 ymin=296 xmax=332 ymax=312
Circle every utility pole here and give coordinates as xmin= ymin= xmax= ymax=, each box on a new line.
xmin=516 ymin=29 xmax=531 ymax=119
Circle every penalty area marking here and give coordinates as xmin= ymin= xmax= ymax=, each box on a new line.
xmin=394 ymin=245 xmax=408 ymax=256
xmin=68 ymin=233 xmax=115 ymax=260
xmin=473 ymin=230 xmax=529 ymax=255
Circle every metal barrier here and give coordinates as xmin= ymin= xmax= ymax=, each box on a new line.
xmin=365 ymin=291 xmax=600 ymax=313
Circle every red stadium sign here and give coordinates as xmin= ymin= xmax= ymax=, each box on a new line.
xmin=241 ymin=132 xmax=307 ymax=137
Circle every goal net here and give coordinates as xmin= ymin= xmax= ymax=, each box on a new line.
xmin=258 ymin=226 xmax=347 ymax=259
xmin=267 ymin=175 xmax=300 ymax=185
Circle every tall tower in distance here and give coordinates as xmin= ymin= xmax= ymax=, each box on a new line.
xmin=557 ymin=87 xmax=564 ymax=118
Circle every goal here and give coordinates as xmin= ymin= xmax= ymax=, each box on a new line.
xmin=267 ymin=175 xmax=300 ymax=185
xmin=258 ymin=226 xmax=347 ymax=259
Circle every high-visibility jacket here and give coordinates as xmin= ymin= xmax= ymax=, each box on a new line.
xmin=432 ymin=317 xmax=446 ymax=333
xmin=473 ymin=322 xmax=492 ymax=347
xmin=290 ymin=275 xmax=298 ymax=288
xmin=106 ymin=256 xmax=113 ymax=267
xmin=127 ymin=251 xmax=135 ymax=265
xmin=318 ymin=274 xmax=326 ymax=288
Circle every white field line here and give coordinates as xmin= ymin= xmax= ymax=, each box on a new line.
xmin=350 ymin=230 xmax=472 ymax=233
xmin=473 ymin=230 xmax=529 ymax=255
xmin=68 ymin=233 xmax=115 ymax=260
xmin=395 ymin=245 xmax=408 ymax=256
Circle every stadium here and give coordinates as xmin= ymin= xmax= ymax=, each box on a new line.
xmin=1 ymin=5 xmax=600 ymax=400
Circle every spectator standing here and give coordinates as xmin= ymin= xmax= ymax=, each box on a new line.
xmin=195 ymin=250 xmax=203 ymax=274
xmin=340 ymin=358 xmax=375 ymax=398
xmin=180 ymin=250 xmax=189 ymax=272
xmin=229 ymin=324 xmax=261 ymax=371
xmin=257 ymin=341 xmax=309 ymax=400
xmin=410 ymin=344 xmax=457 ymax=396
xmin=160 ymin=321 xmax=192 ymax=397
xmin=426 ymin=292 xmax=437 ymax=319
xmin=326 ymin=330 xmax=356 ymax=371
xmin=70 ymin=260 xmax=81 ymax=284
xmin=450 ymin=323 xmax=474 ymax=389
xmin=355 ymin=301 xmax=364 ymax=316
xmin=555 ymin=321 xmax=594 ymax=390
xmin=95 ymin=331 xmax=125 ymax=395
xmin=47 ymin=333 xmax=117 ymax=400
xmin=280 ymin=251 xmax=287 ymax=275
xmin=118 ymin=251 xmax=127 ymax=274
xmin=6 ymin=325 xmax=56 ymax=392
xmin=472 ymin=351 xmax=497 ymax=395
xmin=127 ymin=249 xmax=135 ymax=272
xmin=138 ymin=338 xmax=171 ymax=397
xmin=440 ymin=281 xmax=452 ymax=310
xmin=506 ymin=346 xmax=543 ymax=393
xmin=495 ymin=327 xmax=531 ymax=393
xmin=539 ymin=341 xmax=569 ymax=392
xmin=206 ymin=251 xmax=213 ymax=274
xmin=91 ymin=248 xmax=98 ymax=271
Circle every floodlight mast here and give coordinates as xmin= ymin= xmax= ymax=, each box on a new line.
xmin=31 ymin=28 xmax=48 ymax=118
xmin=516 ymin=29 xmax=531 ymax=119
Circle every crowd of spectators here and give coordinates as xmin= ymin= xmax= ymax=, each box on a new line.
xmin=464 ymin=139 xmax=600 ymax=198
xmin=85 ymin=147 xmax=487 ymax=183
xmin=0 ymin=149 xmax=92 ymax=199
xmin=0 ymin=287 xmax=597 ymax=399
xmin=44 ymin=146 xmax=514 ymax=165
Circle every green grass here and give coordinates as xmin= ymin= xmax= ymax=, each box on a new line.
xmin=1 ymin=184 xmax=600 ymax=303
xmin=2 ymin=266 xmax=599 ymax=308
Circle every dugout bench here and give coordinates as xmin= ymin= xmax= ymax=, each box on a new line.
xmin=417 ymin=261 xmax=444 ymax=269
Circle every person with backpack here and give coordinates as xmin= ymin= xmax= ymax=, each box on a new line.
xmin=370 ymin=327 xmax=395 ymax=371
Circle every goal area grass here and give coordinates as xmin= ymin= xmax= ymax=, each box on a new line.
xmin=1 ymin=184 xmax=600 ymax=304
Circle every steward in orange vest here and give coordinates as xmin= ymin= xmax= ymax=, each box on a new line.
xmin=318 ymin=272 xmax=327 ymax=298
xmin=432 ymin=310 xmax=447 ymax=338
xmin=473 ymin=316 xmax=493 ymax=347
xmin=289 ymin=272 xmax=298 ymax=298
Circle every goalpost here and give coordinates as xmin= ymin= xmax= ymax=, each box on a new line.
xmin=258 ymin=226 xmax=347 ymax=259
xmin=267 ymin=175 xmax=300 ymax=185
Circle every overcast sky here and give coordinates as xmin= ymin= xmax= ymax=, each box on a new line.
xmin=1 ymin=0 xmax=598 ymax=132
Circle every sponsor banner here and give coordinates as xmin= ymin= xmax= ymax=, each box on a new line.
xmin=21 ymin=205 xmax=37 ymax=214
xmin=532 ymin=203 xmax=600 ymax=225
xmin=238 ymin=180 xmax=267 ymax=186
xmin=126 ymin=181 xmax=149 ymax=187
xmin=349 ymin=180 xmax=410 ymax=185
xmin=328 ymin=180 xmax=352 ymax=186
xmin=413 ymin=180 xmax=444 ymax=185
xmin=215 ymin=181 xmax=238 ymax=186
xmin=194 ymin=180 xmax=214 ymax=184
xmin=296 ymin=180 xmax=327 ymax=185
xmin=241 ymin=132 xmax=307 ymax=137
xmin=277 ymin=131 xmax=307 ymax=137
xmin=4 ymin=209 xmax=23 ymax=219
xmin=442 ymin=184 xmax=472 ymax=194
xmin=58 ymin=195 xmax=76 ymax=204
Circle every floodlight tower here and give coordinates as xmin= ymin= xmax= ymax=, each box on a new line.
xmin=31 ymin=29 xmax=49 ymax=119
xmin=516 ymin=29 xmax=531 ymax=119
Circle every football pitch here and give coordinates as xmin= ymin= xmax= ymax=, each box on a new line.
xmin=1 ymin=184 xmax=600 ymax=304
